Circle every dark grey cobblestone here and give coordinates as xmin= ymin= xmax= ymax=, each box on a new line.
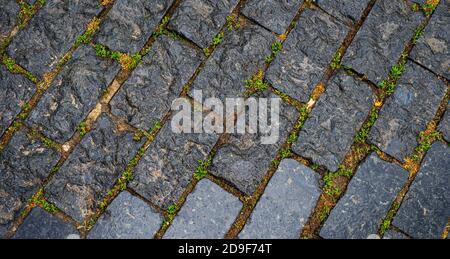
xmin=164 ymin=179 xmax=242 ymax=239
xmin=130 ymin=115 xmax=219 ymax=209
xmin=0 ymin=0 xmax=19 ymax=37
xmin=241 ymin=0 xmax=303 ymax=35
xmin=315 ymin=0 xmax=371 ymax=25
xmin=0 ymin=66 xmax=35 ymax=137
xmin=343 ymin=0 xmax=423 ymax=83
xmin=210 ymin=92 xmax=298 ymax=195
xmin=110 ymin=36 xmax=203 ymax=131
xmin=7 ymin=0 xmax=101 ymax=77
xmin=26 ymin=46 xmax=120 ymax=143
xmin=320 ymin=154 xmax=409 ymax=239
xmin=293 ymin=71 xmax=375 ymax=172
xmin=168 ymin=0 xmax=239 ymax=49
xmin=88 ymin=191 xmax=162 ymax=239
xmin=239 ymin=159 xmax=321 ymax=239
xmin=189 ymin=19 xmax=276 ymax=102
xmin=13 ymin=207 xmax=79 ymax=239
xmin=266 ymin=8 xmax=348 ymax=103
xmin=95 ymin=0 xmax=173 ymax=53
xmin=45 ymin=114 xmax=145 ymax=222
xmin=393 ymin=142 xmax=450 ymax=239
xmin=0 ymin=130 xmax=60 ymax=237
xmin=383 ymin=229 xmax=410 ymax=239
xmin=439 ymin=106 xmax=450 ymax=142
xmin=411 ymin=0 xmax=450 ymax=79
xmin=369 ymin=62 xmax=447 ymax=162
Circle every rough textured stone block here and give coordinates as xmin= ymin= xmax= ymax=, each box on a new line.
xmin=169 ymin=0 xmax=239 ymax=49
xmin=266 ymin=8 xmax=348 ymax=102
xmin=315 ymin=0 xmax=371 ymax=25
xmin=293 ymin=71 xmax=374 ymax=172
xmin=411 ymin=0 xmax=450 ymax=79
xmin=320 ymin=154 xmax=409 ymax=239
xmin=110 ymin=36 xmax=203 ymax=131
xmin=0 ymin=130 xmax=60 ymax=237
xmin=189 ymin=20 xmax=275 ymax=102
xmin=439 ymin=107 xmax=450 ymax=142
xmin=95 ymin=0 xmax=173 ymax=53
xmin=88 ymin=191 xmax=162 ymax=239
xmin=241 ymin=0 xmax=303 ymax=34
xmin=7 ymin=0 xmax=101 ymax=77
xmin=13 ymin=207 xmax=79 ymax=239
xmin=27 ymin=46 xmax=120 ymax=143
xmin=239 ymin=159 xmax=321 ymax=239
xmin=0 ymin=0 xmax=19 ymax=37
xmin=45 ymin=114 xmax=145 ymax=222
xmin=0 ymin=66 xmax=35 ymax=137
xmin=383 ymin=229 xmax=410 ymax=239
xmin=369 ymin=62 xmax=447 ymax=162
xmin=164 ymin=180 xmax=242 ymax=239
xmin=343 ymin=0 xmax=423 ymax=83
xmin=393 ymin=142 xmax=450 ymax=239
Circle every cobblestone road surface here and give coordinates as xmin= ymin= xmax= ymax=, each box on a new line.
xmin=0 ymin=0 xmax=449 ymax=239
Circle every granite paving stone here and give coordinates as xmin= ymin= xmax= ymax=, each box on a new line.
xmin=45 ymin=114 xmax=145 ymax=222
xmin=164 ymin=179 xmax=242 ymax=239
xmin=88 ymin=191 xmax=162 ymax=239
xmin=7 ymin=0 xmax=102 ymax=77
xmin=293 ymin=71 xmax=375 ymax=172
xmin=0 ymin=0 xmax=19 ymax=37
xmin=383 ymin=229 xmax=410 ymax=239
xmin=439 ymin=106 xmax=450 ymax=142
xmin=168 ymin=0 xmax=240 ymax=49
xmin=266 ymin=8 xmax=349 ymax=103
xmin=239 ymin=159 xmax=321 ymax=239
xmin=315 ymin=0 xmax=372 ymax=25
xmin=393 ymin=142 xmax=450 ymax=239
xmin=369 ymin=62 xmax=447 ymax=162
xmin=320 ymin=154 xmax=409 ymax=239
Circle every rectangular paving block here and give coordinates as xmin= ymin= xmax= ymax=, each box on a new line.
xmin=0 ymin=66 xmax=36 ymax=137
xmin=164 ymin=179 xmax=242 ymax=239
xmin=188 ymin=19 xmax=276 ymax=102
xmin=369 ymin=62 xmax=447 ymax=162
xmin=95 ymin=0 xmax=173 ymax=53
xmin=26 ymin=45 xmax=120 ymax=143
xmin=241 ymin=0 xmax=303 ymax=34
xmin=0 ymin=130 xmax=60 ymax=237
xmin=210 ymin=92 xmax=299 ymax=195
xmin=343 ymin=0 xmax=423 ymax=83
xmin=393 ymin=142 xmax=450 ymax=239
xmin=110 ymin=36 xmax=203 ymax=131
xmin=13 ymin=207 xmax=79 ymax=239
xmin=88 ymin=191 xmax=162 ymax=239
xmin=7 ymin=0 xmax=101 ymax=77
xmin=411 ymin=0 xmax=450 ymax=79
xmin=168 ymin=0 xmax=240 ymax=49
xmin=239 ymin=159 xmax=321 ymax=239
xmin=293 ymin=71 xmax=375 ymax=172
xmin=439 ymin=106 xmax=450 ymax=142
xmin=320 ymin=154 xmax=409 ymax=239
xmin=382 ymin=229 xmax=410 ymax=239
xmin=45 ymin=114 xmax=145 ymax=222
xmin=315 ymin=0 xmax=371 ymax=25
xmin=0 ymin=0 xmax=19 ymax=37
xmin=130 ymin=115 xmax=219 ymax=209
xmin=266 ymin=8 xmax=349 ymax=103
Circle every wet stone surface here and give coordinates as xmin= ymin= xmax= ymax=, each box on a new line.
xmin=315 ymin=0 xmax=371 ymax=25
xmin=0 ymin=130 xmax=60 ymax=237
xmin=343 ymin=0 xmax=423 ymax=83
xmin=13 ymin=207 xmax=79 ymax=239
xmin=320 ymin=154 xmax=409 ymax=239
xmin=110 ymin=36 xmax=203 ymax=131
xmin=393 ymin=142 xmax=450 ymax=239
xmin=95 ymin=0 xmax=173 ymax=54
xmin=0 ymin=0 xmax=19 ymax=37
xmin=369 ymin=62 xmax=447 ymax=162
xmin=266 ymin=8 xmax=348 ymax=103
xmin=26 ymin=46 xmax=120 ymax=144
xmin=164 ymin=179 xmax=242 ymax=239
xmin=168 ymin=0 xmax=239 ymax=49
xmin=293 ymin=71 xmax=375 ymax=172
xmin=7 ymin=0 xmax=101 ymax=77
xmin=0 ymin=66 xmax=35 ymax=137
xmin=239 ymin=159 xmax=321 ymax=239
xmin=45 ymin=114 xmax=145 ymax=222
xmin=241 ymin=0 xmax=303 ymax=35
xmin=88 ymin=191 xmax=162 ymax=239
